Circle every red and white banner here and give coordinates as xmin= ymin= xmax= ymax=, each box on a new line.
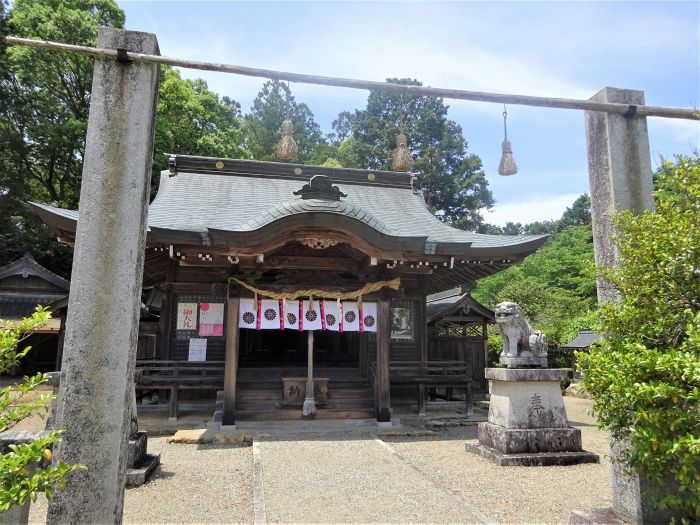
xmin=238 ymin=298 xmax=376 ymax=332
xmin=199 ymin=303 xmax=224 ymax=336
xmin=239 ymin=298 xmax=257 ymax=329
xmin=299 ymin=300 xmax=323 ymax=331
xmin=283 ymin=300 xmax=299 ymax=330
xmin=342 ymin=301 xmax=360 ymax=331
xmin=323 ymin=300 xmax=341 ymax=332
xmin=259 ymin=299 xmax=281 ymax=330
xmin=176 ymin=303 xmax=197 ymax=331
xmin=361 ymin=302 xmax=378 ymax=333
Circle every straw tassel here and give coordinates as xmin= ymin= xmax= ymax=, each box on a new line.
xmin=392 ymin=131 xmax=414 ymax=172
xmin=498 ymin=106 xmax=518 ymax=176
xmin=276 ymin=119 xmax=298 ymax=161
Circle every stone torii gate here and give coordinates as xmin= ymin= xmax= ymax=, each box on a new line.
xmin=8 ymin=27 xmax=691 ymax=524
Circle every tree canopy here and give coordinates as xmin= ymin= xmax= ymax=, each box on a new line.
xmin=472 ymin=221 xmax=596 ymax=348
xmin=329 ymin=78 xmax=495 ymax=231
xmin=152 ymin=67 xmax=250 ymax=192
xmin=245 ymin=80 xmax=324 ymax=163
xmin=0 ymin=0 xmax=125 ymax=276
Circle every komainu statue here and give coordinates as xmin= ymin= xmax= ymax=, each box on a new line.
xmin=494 ymin=301 xmax=548 ymax=368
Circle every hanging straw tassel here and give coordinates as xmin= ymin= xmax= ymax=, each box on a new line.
xmin=276 ymin=119 xmax=298 ymax=161
xmin=392 ymin=131 xmax=414 ymax=172
xmin=498 ymin=106 xmax=518 ymax=176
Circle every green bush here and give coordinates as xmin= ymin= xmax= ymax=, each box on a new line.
xmin=0 ymin=307 xmax=83 ymax=512
xmin=578 ymin=156 xmax=700 ymax=519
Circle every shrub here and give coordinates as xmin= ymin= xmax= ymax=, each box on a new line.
xmin=578 ymin=156 xmax=700 ymax=519
xmin=0 ymin=307 xmax=83 ymax=512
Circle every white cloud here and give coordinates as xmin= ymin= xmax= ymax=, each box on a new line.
xmin=484 ymin=193 xmax=582 ymax=226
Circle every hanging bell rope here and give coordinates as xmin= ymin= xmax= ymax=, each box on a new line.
xmin=276 ymin=81 xmax=298 ymax=161
xmin=498 ymin=105 xmax=518 ymax=176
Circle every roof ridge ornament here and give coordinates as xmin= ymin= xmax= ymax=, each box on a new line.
xmin=293 ymin=174 xmax=347 ymax=201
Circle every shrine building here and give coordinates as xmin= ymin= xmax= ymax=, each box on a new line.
xmin=32 ymin=155 xmax=547 ymax=425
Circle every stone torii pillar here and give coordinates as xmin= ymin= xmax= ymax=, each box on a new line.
xmin=583 ymin=87 xmax=656 ymax=524
xmin=47 ymin=28 xmax=159 ymax=524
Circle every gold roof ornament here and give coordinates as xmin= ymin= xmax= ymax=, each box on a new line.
xmin=498 ymin=106 xmax=517 ymax=176
xmin=392 ymin=130 xmax=414 ymax=172
xmin=276 ymin=118 xmax=298 ymax=162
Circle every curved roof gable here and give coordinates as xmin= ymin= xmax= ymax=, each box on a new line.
xmin=31 ymin=156 xmax=549 ymax=258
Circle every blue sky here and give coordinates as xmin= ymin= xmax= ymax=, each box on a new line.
xmin=120 ymin=1 xmax=699 ymax=225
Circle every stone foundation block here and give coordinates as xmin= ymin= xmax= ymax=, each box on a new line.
xmin=125 ymin=453 xmax=160 ymax=488
xmin=478 ymin=421 xmax=583 ymax=454
xmin=465 ymin=440 xmax=599 ymax=467
xmin=127 ymin=431 xmax=148 ymax=469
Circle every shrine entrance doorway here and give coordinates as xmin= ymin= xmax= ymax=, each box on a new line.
xmin=238 ymin=329 xmax=360 ymax=367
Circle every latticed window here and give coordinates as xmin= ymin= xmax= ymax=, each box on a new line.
xmin=434 ymin=321 xmax=483 ymax=338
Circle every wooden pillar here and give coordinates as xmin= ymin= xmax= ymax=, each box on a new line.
xmin=358 ymin=333 xmax=368 ymax=376
xmin=168 ymin=385 xmax=178 ymax=421
xmin=376 ymin=297 xmax=391 ymax=423
xmin=54 ymin=315 xmax=66 ymax=372
xmin=159 ymin=259 xmax=177 ymax=360
xmin=222 ymin=294 xmax=240 ymax=426
xmin=418 ymin=296 xmax=428 ymax=416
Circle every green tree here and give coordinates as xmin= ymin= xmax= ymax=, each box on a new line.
xmin=151 ymin=67 xmax=250 ymax=191
xmin=473 ymin=223 xmax=597 ymax=366
xmin=578 ymin=156 xmax=700 ymax=518
xmin=478 ymin=194 xmax=591 ymax=236
xmin=0 ymin=2 xmax=252 ymax=275
xmin=558 ymin=193 xmax=591 ymax=231
xmin=245 ymin=80 xmax=324 ymax=163
xmin=0 ymin=308 xmax=83 ymax=512
xmin=0 ymin=0 xmax=124 ymax=276
xmin=335 ymin=78 xmax=494 ymax=230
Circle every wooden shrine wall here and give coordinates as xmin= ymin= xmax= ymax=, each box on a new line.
xmin=388 ymin=297 xmax=423 ymax=362
xmin=168 ymin=293 xmax=227 ymax=362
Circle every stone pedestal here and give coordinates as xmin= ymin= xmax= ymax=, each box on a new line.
xmin=125 ymin=431 xmax=160 ymax=487
xmin=465 ymin=368 xmax=598 ymax=466
xmin=499 ymin=355 xmax=547 ymax=368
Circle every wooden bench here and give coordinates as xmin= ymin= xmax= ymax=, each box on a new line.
xmin=383 ymin=360 xmax=474 ymax=416
xmin=136 ymin=360 xmax=225 ymax=420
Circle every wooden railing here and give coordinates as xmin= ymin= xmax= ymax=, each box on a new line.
xmin=370 ymin=360 xmax=474 ymax=415
xmin=135 ymin=360 xmax=225 ymax=419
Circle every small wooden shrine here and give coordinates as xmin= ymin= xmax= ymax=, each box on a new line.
xmin=33 ymin=155 xmax=547 ymax=424
xmin=424 ymin=288 xmax=494 ymax=407
xmin=0 ymin=254 xmax=69 ymax=374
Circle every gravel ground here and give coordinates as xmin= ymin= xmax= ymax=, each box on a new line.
xmin=258 ymin=438 xmax=486 ymax=524
xmin=24 ymin=397 xmax=610 ymax=524
xmin=384 ymin=397 xmax=613 ymax=524
xmin=29 ymin=437 xmax=254 ymax=525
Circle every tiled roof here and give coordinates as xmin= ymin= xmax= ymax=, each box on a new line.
xmin=0 ymin=292 xmax=67 ymax=318
xmin=426 ymin=289 xmax=494 ymax=322
xmin=0 ymin=254 xmax=70 ymax=291
xmin=32 ymin=156 xmax=549 ymax=257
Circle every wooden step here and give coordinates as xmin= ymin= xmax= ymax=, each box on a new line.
xmin=235 ymin=408 xmax=376 ymax=421
xmin=237 ymin=390 xmax=283 ymax=401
